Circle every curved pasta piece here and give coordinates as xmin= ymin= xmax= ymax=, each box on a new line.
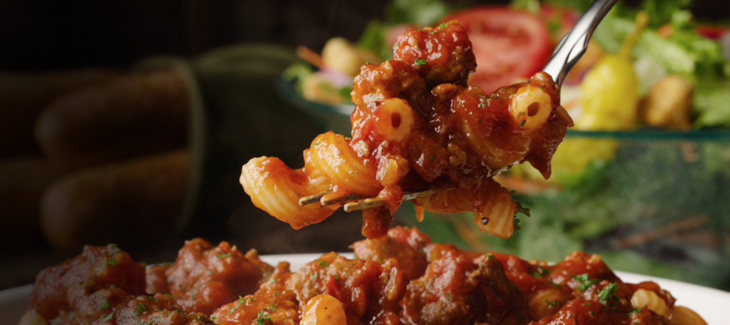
xmin=309 ymin=132 xmax=381 ymax=196
xmin=631 ymin=288 xmax=671 ymax=318
xmin=413 ymin=178 xmax=518 ymax=239
xmin=300 ymin=294 xmax=347 ymax=325
xmin=509 ymin=83 xmax=554 ymax=131
xmin=240 ymin=157 xmax=335 ymax=230
xmin=671 ymin=306 xmax=708 ymax=325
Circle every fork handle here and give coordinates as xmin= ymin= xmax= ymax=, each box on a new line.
xmin=543 ymin=0 xmax=618 ymax=87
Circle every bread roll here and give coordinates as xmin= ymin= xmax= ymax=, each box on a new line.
xmin=35 ymin=70 xmax=190 ymax=170
xmin=40 ymin=150 xmax=190 ymax=253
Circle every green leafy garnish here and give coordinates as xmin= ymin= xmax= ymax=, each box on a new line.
xmin=106 ymin=258 xmax=118 ymax=267
xmin=598 ymin=283 xmax=619 ymax=305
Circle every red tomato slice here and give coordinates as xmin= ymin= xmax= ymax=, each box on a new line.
xmin=540 ymin=5 xmax=580 ymax=45
xmin=697 ymin=25 xmax=730 ymax=40
xmin=445 ymin=7 xmax=552 ymax=93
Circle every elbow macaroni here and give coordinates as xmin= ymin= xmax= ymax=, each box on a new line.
xmin=631 ymin=288 xmax=671 ymax=319
xmin=300 ymin=294 xmax=347 ymax=325
xmin=373 ymin=98 xmax=416 ymax=143
xmin=509 ymin=84 xmax=553 ymax=131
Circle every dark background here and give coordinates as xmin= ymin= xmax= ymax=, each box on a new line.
xmin=1 ymin=0 xmax=726 ymax=72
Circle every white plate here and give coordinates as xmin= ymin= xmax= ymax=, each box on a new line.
xmin=2 ymin=253 xmax=728 ymax=325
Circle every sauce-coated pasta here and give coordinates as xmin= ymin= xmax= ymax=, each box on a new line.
xmin=240 ymin=20 xmax=573 ymax=239
xmin=20 ymin=227 xmax=708 ymax=325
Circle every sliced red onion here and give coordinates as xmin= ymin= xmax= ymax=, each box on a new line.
xmin=320 ymin=68 xmax=353 ymax=88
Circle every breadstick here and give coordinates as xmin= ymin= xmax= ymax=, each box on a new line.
xmin=40 ymin=150 xmax=190 ymax=252
xmin=35 ymin=70 xmax=190 ymax=169
xmin=0 ymin=69 xmax=118 ymax=159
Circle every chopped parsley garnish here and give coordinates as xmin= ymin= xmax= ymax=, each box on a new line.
xmin=448 ymin=293 xmax=454 ymax=302
xmin=574 ymin=274 xmax=599 ymax=291
xmin=532 ymin=271 xmax=543 ymax=278
xmin=415 ymin=59 xmax=428 ymax=66
xmin=440 ymin=23 xmax=448 ymax=29
xmin=217 ymin=253 xmax=232 ymax=259
xmin=521 ymin=120 xmax=527 ymax=127
xmin=103 ymin=312 xmax=114 ymax=322
xmin=257 ymin=311 xmax=273 ymax=325
xmin=578 ymin=280 xmax=600 ymax=291
xmin=546 ymin=300 xmax=557 ymax=307
xmin=106 ymin=258 xmax=118 ymax=267
xmin=135 ymin=304 xmax=148 ymax=316
xmin=318 ymin=261 xmax=329 ymax=268
xmin=101 ymin=298 xmax=111 ymax=310
xmin=599 ymin=283 xmax=619 ymax=305
xmin=630 ymin=308 xmax=643 ymax=316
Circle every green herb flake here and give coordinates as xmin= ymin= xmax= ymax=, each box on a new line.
xmin=546 ymin=300 xmax=557 ymax=307
xmin=257 ymin=311 xmax=273 ymax=325
xmin=318 ymin=261 xmax=329 ymax=268
xmin=532 ymin=271 xmax=543 ymax=278
xmin=103 ymin=312 xmax=115 ymax=322
xmin=415 ymin=59 xmax=428 ymax=66
xmin=598 ymin=283 xmax=619 ymax=305
xmin=135 ymin=304 xmax=148 ymax=316
xmin=448 ymin=293 xmax=454 ymax=302
xmin=217 ymin=253 xmax=232 ymax=259
xmin=101 ymin=298 xmax=111 ymax=310
xmin=107 ymin=258 xmax=118 ymax=267
xmin=578 ymin=280 xmax=599 ymax=291
xmin=520 ymin=120 xmax=527 ymax=127
xmin=440 ymin=23 xmax=448 ymax=29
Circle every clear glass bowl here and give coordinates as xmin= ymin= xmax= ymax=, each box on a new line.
xmin=280 ymin=80 xmax=730 ymax=290
xmin=413 ymin=130 xmax=730 ymax=291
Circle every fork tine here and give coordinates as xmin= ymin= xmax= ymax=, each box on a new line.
xmin=342 ymin=187 xmax=454 ymax=212
xmin=344 ymin=197 xmax=385 ymax=212
xmin=320 ymin=194 xmax=362 ymax=207
xmin=298 ymin=191 xmax=329 ymax=206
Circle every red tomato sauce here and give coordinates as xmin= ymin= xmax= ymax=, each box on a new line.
xmin=25 ymin=227 xmax=679 ymax=325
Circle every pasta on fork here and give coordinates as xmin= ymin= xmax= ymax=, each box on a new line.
xmin=241 ymin=21 xmax=574 ymax=239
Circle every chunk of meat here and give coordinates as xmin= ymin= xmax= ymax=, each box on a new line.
xmin=351 ymin=227 xmax=431 ymax=280
xmin=30 ymin=244 xmax=146 ymax=320
xmin=166 ymin=238 xmax=270 ymax=315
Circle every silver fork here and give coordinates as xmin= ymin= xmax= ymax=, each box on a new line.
xmin=543 ymin=0 xmax=618 ymax=86
xmin=300 ymin=0 xmax=619 ymax=212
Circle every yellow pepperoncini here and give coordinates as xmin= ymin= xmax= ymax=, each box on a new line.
xmin=507 ymin=13 xmax=651 ymax=187
xmin=576 ymin=12 xmax=650 ymax=131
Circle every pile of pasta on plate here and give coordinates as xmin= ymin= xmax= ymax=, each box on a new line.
xmin=240 ymin=20 xmax=573 ymax=240
xmin=19 ymin=227 xmax=706 ymax=324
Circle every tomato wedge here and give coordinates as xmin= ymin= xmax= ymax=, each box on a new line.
xmin=445 ymin=7 xmax=552 ymax=93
